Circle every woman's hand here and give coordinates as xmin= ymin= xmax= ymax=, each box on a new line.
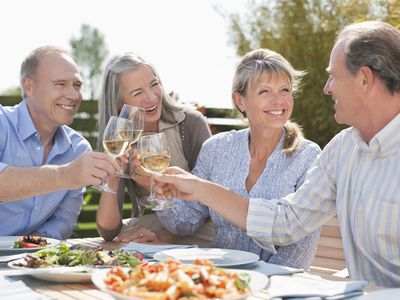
xmin=115 ymin=226 xmax=160 ymax=243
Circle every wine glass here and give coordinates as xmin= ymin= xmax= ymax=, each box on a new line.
xmin=138 ymin=132 xmax=173 ymax=211
xmin=116 ymin=104 xmax=145 ymax=178
xmin=98 ymin=116 xmax=132 ymax=193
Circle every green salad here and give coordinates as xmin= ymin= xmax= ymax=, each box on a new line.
xmin=16 ymin=243 xmax=144 ymax=268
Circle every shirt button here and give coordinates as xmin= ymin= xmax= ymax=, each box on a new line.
xmin=36 ymin=146 xmax=41 ymax=150
xmin=35 ymin=206 xmax=39 ymax=210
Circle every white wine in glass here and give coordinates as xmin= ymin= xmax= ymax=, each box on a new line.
xmin=117 ymin=104 xmax=145 ymax=178
xmin=139 ymin=133 xmax=173 ymax=211
xmin=141 ymin=153 xmax=171 ymax=173
xmin=94 ymin=116 xmax=132 ymax=193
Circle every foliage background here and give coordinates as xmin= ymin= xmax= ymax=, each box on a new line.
xmin=226 ymin=0 xmax=400 ymax=147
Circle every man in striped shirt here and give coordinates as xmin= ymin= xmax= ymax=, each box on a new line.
xmin=155 ymin=21 xmax=400 ymax=287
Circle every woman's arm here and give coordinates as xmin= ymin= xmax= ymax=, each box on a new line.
xmin=96 ymin=176 xmax=124 ymax=241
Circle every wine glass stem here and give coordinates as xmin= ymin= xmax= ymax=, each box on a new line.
xmin=149 ymin=174 xmax=155 ymax=198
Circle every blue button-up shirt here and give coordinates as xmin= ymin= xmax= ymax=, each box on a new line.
xmin=0 ymin=101 xmax=91 ymax=239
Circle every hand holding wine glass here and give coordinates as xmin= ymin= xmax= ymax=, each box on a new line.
xmin=139 ymin=132 xmax=173 ymax=210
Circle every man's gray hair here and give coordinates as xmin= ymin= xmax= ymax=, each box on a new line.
xmin=337 ymin=21 xmax=400 ymax=95
xmin=20 ymin=46 xmax=69 ymax=98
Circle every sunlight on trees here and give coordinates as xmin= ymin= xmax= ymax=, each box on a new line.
xmin=226 ymin=0 xmax=399 ymax=147
xmin=70 ymin=24 xmax=109 ymax=100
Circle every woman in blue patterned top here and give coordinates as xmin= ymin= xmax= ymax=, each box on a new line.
xmin=157 ymin=48 xmax=321 ymax=269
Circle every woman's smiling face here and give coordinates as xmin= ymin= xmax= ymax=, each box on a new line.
xmin=120 ymin=64 xmax=163 ymax=126
xmin=236 ymin=71 xmax=294 ymax=130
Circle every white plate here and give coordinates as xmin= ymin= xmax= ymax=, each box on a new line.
xmin=7 ymin=259 xmax=95 ymax=283
xmin=0 ymin=236 xmax=60 ymax=255
xmin=91 ymin=267 xmax=268 ymax=300
xmin=153 ymin=248 xmax=260 ymax=267
xmin=358 ymin=288 xmax=400 ymax=300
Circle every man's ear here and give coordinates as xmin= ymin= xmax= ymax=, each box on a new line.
xmin=21 ymin=76 xmax=33 ymax=96
xmin=358 ymin=66 xmax=375 ymax=92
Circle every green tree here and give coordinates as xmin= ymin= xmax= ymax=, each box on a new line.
xmin=70 ymin=24 xmax=108 ymax=100
xmin=227 ymin=0 xmax=398 ymax=147
xmin=1 ymin=86 xmax=21 ymax=97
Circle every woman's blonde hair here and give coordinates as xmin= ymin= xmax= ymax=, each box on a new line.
xmin=232 ymin=48 xmax=306 ymax=155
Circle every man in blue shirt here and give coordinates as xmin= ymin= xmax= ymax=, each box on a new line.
xmin=0 ymin=46 xmax=120 ymax=239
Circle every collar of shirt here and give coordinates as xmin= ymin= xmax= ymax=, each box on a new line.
xmin=350 ymin=113 xmax=400 ymax=157
xmin=17 ymin=101 xmax=37 ymax=141
xmin=159 ymin=109 xmax=185 ymax=131
xmin=16 ymin=100 xmax=74 ymax=156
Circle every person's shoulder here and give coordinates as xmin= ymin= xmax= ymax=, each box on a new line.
xmin=0 ymin=103 xmax=21 ymax=128
xmin=322 ymin=127 xmax=353 ymax=151
xmin=204 ymin=129 xmax=245 ymax=146
xmin=0 ymin=104 xmax=6 ymax=119
xmin=298 ymin=138 xmax=321 ymax=154
xmin=62 ymin=125 xmax=92 ymax=152
xmin=0 ymin=103 xmax=20 ymax=117
xmin=182 ymin=107 xmax=207 ymax=123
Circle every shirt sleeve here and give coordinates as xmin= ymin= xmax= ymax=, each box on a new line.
xmin=184 ymin=109 xmax=212 ymax=170
xmin=246 ymin=142 xmax=338 ymax=253
xmin=34 ymin=188 xmax=84 ymax=240
xmin=0 ymin=108 xmax=8 ymax=172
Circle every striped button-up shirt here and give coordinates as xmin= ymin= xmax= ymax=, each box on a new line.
xmin=247 ymin=113 xmax=400 ymax=287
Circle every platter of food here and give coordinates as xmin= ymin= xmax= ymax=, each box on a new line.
xmin=0 ymin=235 xmax=60 ymax=254
xmin=7 ymin=243 xmax=145 ymax=282
xmin=91 ymin=258 xmax=268 ymax=300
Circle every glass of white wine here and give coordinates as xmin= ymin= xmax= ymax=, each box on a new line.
xmin=116 ymin=104 xmax=145 ymax=178
xmin=138 ymin=132 xmax=173 ymax=211
xmin=99 ymin=116 xmax=132 ymax=193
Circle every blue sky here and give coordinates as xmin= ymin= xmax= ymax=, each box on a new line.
xmin=0 ymin=0 xmax=249 ymax=108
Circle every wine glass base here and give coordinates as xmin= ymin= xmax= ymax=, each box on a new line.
xmin=139 ymin=196 xmax=173 ymax=211
xmin=152 ymin=203 xmax=174 ymax=211
xmin=90 ymin=181 xmax=116 ymax=194
xmin=115 ymin=171 xmax=132 ymax=179
xmin=139 ymin=196 xmax=158 ymax=208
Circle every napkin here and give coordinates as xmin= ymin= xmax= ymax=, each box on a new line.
xmin=234 ymin=260 xmax=303 ymax=276
xmin=121 ymin=242 xmax=197 ymax=258
xmin=0 ymin=277 xmax=50 ymax=300
xmin=267 ymin=273 xmax=367 ymax=299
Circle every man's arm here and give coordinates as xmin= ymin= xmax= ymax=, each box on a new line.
xmin=154 ymin=167 xmax=249 ymax=229
xmin=0 ymin=152 xmax=121 ymax=202
xmin=155 ymin=155 xmax=337 ymax=251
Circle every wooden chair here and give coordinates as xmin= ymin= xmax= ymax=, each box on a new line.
xmin=309 ymin=216 xmax=347 ymax=276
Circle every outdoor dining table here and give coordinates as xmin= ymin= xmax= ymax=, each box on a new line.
xmin=0 ymin=237 xmax=379 ymax=300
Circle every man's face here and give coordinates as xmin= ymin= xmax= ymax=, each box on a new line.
xmin=24 ymin=52 xmax=83 ymax=133
xmin=323 ymin=42 xmax=363 ymax=127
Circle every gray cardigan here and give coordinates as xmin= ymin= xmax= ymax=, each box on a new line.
xmin=97 ymin=108 xmax=212 ymax=240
